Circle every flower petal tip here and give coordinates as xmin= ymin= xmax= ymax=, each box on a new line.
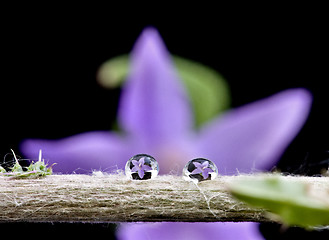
xmin=19 ymin=139 xmax=45 ymax=159
xmin=131 ymin=27 xmax=169 ymax=63
xmin=277 ymin=88 xmax=313 ymax=123
xmin=118 ymin=27 xmax=193 ymax=142
xmin=283 ymin=88 xmax=312 ymax=108
xmin=196 ymin=88 xmax=313 ymax=175
xmin=139 ymin=27 xmax=161 ymax=41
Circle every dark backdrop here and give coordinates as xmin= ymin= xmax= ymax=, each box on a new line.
xmin=1 ymin=14 xmax=328 ymax=170
xmin=0 ymin=8 xmax=328 ymax=239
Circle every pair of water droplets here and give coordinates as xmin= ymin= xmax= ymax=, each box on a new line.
xmin=125 ymin=154 xmax=218 ymax=182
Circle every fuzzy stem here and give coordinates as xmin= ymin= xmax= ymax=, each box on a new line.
xmin=0 ymin=174 xmax=327 ymax=223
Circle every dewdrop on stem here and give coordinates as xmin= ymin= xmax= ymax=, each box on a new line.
xmin=125 ymin=154 xmax=159 ymax=180
xmin=183 ymin=158 xmax=218 ymax=183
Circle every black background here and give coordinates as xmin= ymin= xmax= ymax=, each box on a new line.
xmin=1 ymin=10 xmax=328 ymax=170
xmin=0 ymin=6 xmax=328 ymax=239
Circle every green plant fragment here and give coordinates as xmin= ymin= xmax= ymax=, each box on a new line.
xmin=229 ymin=175 xmax=329 ymax=228
xmin=0 ymin=158 xmax=53 ymax=179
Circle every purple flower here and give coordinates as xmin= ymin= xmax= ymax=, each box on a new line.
xmin=131 ymin=157 xmax=152 ymax=179
xmin=191 ymin=161 xmax=213 ymax=179
xmin=117 ymin=222 xmax=263 ymax=240
xmin=20 ymin=28 xmax=312 ymax=239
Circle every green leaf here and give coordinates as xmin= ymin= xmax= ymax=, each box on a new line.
xmin=173 ymin=56 xmax=230 ymax=126
xmin=0 ymin=166 xmax=6 ymax=173
xmin=23 ymin=160 xmax=53 ymax=178
xmin=97 ymin=55 xmax=129 ymax=88
xmin=229 ymin=175 xmax=329 ymax=228
xmin=97 ymin=55 xmax=230 ymax=127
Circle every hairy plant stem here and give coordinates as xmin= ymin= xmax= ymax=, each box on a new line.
xmin=0 ymin=174 xmax=327 ymax=223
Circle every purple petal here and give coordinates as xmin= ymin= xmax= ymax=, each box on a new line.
xmin=131 ymin=166 xmax=139 ymax=172
xmin=201 ymin=171 xmax=209 ymax=179
xmin=20 ymin=131 xmax=130 ymax=173
xmin=137 ymin=169 xmax=144 ymax=179
xmin=193 ymin=161 xmax=202 ymax=168
xmin=138 ymin=157 xmax=145 ymax=165
xmin=202 ymin=168 xmax=213 ymax=179
xmin=191 ymin=168 xmax=202 ymax=174
xmin=117 ymin=222 xmax=264 ymax=240
xmin=141 ymin=164 xmax=152 ymax=171
xmin=132 ymin=160 xmax=139 ymax=166
xmin=118 ymin=27 xmax=193 ymax=146
xmin=201 ymin=161 xmax=209 ymax=168
xmin=196 ymin=89 xmax=312 ymax=175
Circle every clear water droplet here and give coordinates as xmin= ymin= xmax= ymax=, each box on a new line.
xmin=183 ymin=158 xmax=218 ymax=182
xmin=125 ymin=154 xmax=159 ymax=180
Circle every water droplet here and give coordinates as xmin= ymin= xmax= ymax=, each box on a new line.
xmin=125 ymin=154 xmax=159 ymax=180
xmin=183 ymin=158 xmax=218 ymax=182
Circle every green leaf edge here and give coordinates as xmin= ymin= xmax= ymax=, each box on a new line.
xmin=229 ymin=175 xmax=329 ymax=228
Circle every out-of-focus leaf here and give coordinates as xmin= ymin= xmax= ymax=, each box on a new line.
xmin=229 ymin=175 xmax=329 ymax=228
xmin=173 ymin=56 xmax=230 ymax=126
xmin=97 ymin=55 xmax=230 ymax=127
xmin=97 ymin=55 xmax=129 ymax=88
